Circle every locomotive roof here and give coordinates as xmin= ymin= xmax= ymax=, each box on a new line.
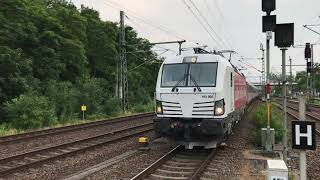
xmin=163 ymin=53 xmax=244 ymax=76
xmin=163 ymin=53 xmax=231 ymax=66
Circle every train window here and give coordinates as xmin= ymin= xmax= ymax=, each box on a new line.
xmin=161 ymin=64 xmax=188 ymax=87
xmin=231 ymin=73 xmax=233 ymax=87
xmin=188 ymin=63 xmax=217 ymax=87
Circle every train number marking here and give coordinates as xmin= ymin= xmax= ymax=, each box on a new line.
xmin=202 ymin=95 xmax=213 ymax=99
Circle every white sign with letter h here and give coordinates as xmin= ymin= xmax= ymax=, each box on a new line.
xmin=295 ymin=124 xmax=312 ymax=146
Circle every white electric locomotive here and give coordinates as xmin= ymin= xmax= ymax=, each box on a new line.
xmin=154 ymin=48 xmax=258 ymax=149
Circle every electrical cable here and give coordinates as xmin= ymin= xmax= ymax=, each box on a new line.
xmin=203 ymin=0 xmax=235 ymax=50
xmin=188 ymin=0 xmax=229 ymax=49
xmin=212 ymin=0 xmax=224 ymax=20
xmin=181 ymin=0 xmax=221 ymax=49
xmin=103 ymin=0 xmax=208 ymax=46
xmin=239 ymin=59 xmax=262 ymax=73
xmin=128 ymin=51 xmax=166 ymax=72
xmin=104 ymin=0 xmax=186 ymax=40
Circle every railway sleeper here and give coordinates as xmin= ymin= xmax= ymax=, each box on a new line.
xmin=150 ymin=174 xmax=189 ymax=180
xmin=156 ymin=169 xmax=193 ymax=175
xmin=162 ymin=164 xmax=195 ymax=170
xmin=171 ymin=157 xmax=202 ymax=163
xmin=174 ymin=154 xmax=206 ymax=160
xmin=166 ymin=160 xmax=199 ymax=166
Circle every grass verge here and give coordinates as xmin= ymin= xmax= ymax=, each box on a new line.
xmin=249 ymin=102 xmax=285 ymax=147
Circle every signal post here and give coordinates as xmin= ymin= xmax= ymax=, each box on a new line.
xmin=262 ymin=0 xmax=276 ymax=153
xmin=274 ymin=22 xmax=294 ymax=164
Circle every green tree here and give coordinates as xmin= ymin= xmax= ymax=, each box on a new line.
xmin=295 ymin=71 xmax=308 ymax=92
xmin=0 ymin=46 xmax=33 ymax=104
xmin=44 ymin=80 xmax=80 ymax=120
xmin=0 ymin=0 xmax=160 ymax=130
xmin=4 ymin=94 xmax=57 ymax=129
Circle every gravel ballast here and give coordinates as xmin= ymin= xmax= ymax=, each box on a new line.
xmin=0 ymin=117 xmax=152 ymax=159
xmin=83 ymin=139 xmax=175 ymax=180
xmin=4 ymin=131 xmax=159 ymax=180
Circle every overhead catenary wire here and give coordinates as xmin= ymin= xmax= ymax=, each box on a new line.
xmin=239 ymin=59 xmax=262 ymax=73
xmin=104 ymin=0 xmax=186 ymax=40
xmin=195 ymin=0 xmax=235 ymax=51
xmin=103 ymin=0 xmax=242 ymax=59
xmin=153 ymin=45 xmax=177 ymax=53
xmin=198 ymin=0 xmax=234 ymax=49
xmin=103 ymin=0 xmax=207 ymax=47
xmin=186 ymin=0 xmax=230 ymax=49
xmin=212 ymin=0 xmax=225 ymax=20
xmin=203 ymin=0 xmax=235 ymax=51
xmin=128 ymin=51 xmax=165 ymax=72
xmin=188 ymin=0 xmax=229 ymax=48
xmin=100 ymin=1 xmax=188 ymax=56
xmin=202 ymin=0 xmax=220 ymax=34
xmin=126 ymin=19 xmax=179 ymax=55
xmin=181 ymin=0 xmax=222 ymax=49
xmin=126 ymin=16 xmax=152 ymax=38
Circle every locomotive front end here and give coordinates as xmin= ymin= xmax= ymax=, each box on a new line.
xmin=154 ymin=54 xmax=233 ymax=149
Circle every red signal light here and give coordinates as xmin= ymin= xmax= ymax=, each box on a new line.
xmin=267 ymin=83 xmax=271 ymax=94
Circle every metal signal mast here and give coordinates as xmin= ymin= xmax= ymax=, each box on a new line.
xmin=260 ymin=43 xmax=266 ymax=99
xmin=116 ymin=11 xmax=128 ymax=111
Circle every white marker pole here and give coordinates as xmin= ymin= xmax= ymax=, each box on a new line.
xmin=299 ymin=95 xmax=306 ymax=180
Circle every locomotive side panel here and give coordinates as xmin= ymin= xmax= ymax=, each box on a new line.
xmin=246 ymin=83 xmax=258 ymax=103
xmin=234 ymin=73 xmax=247 ymax=110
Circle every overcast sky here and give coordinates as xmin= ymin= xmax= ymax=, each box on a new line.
xmin=71 ymin=0 xmax=320 ymax=83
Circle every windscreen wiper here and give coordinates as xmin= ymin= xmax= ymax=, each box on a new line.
xmin=189 ymin=74 xmax=202 ymax=92
xmin=171 ymin=74 xmax=187 ymax=92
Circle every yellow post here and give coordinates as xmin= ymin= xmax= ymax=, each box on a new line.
xmin=81 ymin=104 xmax=87 ymax=120
xmin=267 ymin=102 xmax=271 ymax=128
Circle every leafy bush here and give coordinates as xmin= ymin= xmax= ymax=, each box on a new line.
xmin=250 ymin=103 xmax=284 ymax=146
xmin=77 ymin=78 xmax=108 ymax=116
xmin=102 ymin=96 xmax=121 ymax=116
xmin=0 ymin=46 xmax=33 ymax=105
xmin=131 ymin=99 xmax=154 ymax=113
xmin=44 ymin=80 xmax=80 ymax=121
xmin=4 ymin=94 xmax=57 ymax=130
xmin=0 ymin=1 xmax=159 ymax=133
xmin=0 ymin=123 xmax=20 ymax=136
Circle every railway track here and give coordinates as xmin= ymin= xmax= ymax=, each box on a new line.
xmin=0 ymin=122 xmax=154 ymax=177
xmin=0 ymin=112 xmax=154 ymax=145
xmin=277 ymin=97 xmax=320 ymax=116
xmin=131 ymin=146 xmax=215 ymax=180
xmin=276 ymin=98 xmax=320 ymax=179
xmin=275 ymin=102 xmax=320 ymax=136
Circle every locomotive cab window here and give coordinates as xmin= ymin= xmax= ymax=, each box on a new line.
xmin=188 ymin=63 xmax=217 ymax=87
xmin=161 ymin=63 xmax=218 ymax=87
xmin=161 ymin=64 xmax=188 ymax=87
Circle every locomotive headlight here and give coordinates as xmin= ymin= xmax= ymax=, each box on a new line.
xmin=214 ymin=99 xmax=225 ymax=116
xmin=156 ymin=100 xmax=163 ymax=114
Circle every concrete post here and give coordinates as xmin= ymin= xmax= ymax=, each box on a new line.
xmin=281 ymin=48 xmax=288 ymax=163
xmin=299 ymin=96 xmax=306 ymax=180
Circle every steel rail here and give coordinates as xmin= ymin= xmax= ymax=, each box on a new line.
xmin=281 ymin=97 xmax=320 ymax=109
xmin=130 ymin=146 xmax=215 ymax=180
xmin=275 ymin=98 xmax=320 ymax=120
xmin=275 ymin=103 xmax=320 ymax=136
xmin=189 ymin=149 xmax=216 ymax=179
xmin=0 ymin=112 xmax=154 ymax=145
xmin=130 ymin=145 xmax=182 ymax=180
xmin=0 ymin=122 xmax=154 ymax=177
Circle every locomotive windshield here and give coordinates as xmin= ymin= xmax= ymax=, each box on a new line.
xmin=189 ymin=63 xmax=217 ymax=86
xmin=161 ymin=64 xmax=188 ymax=87
xmin=161 ymin=63 xmax=217 ymax=87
